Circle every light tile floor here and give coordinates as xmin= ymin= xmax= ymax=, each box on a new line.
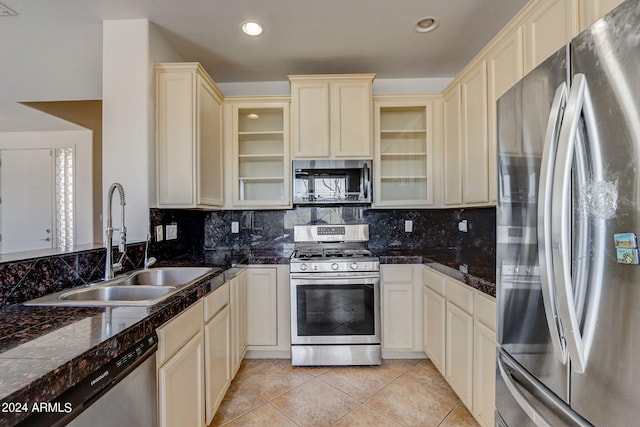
xmin=210 ymin=359 xmax=479 ymax=427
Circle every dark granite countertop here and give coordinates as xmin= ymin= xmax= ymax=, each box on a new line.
xmin=0 ymin=266 xmax=231 ymax=426
xmin=0 ymin=245 xmax=491 ymax=425
xmin=375 ymin=248 xmax=496 ymax=298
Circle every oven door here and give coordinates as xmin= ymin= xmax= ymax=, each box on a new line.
xmin=290 ymin=273 xmax=380 ymax=345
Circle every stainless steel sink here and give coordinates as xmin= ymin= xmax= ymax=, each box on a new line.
xmin=60 ymin=285 xmax=176 ymax=302
xmin=120 ymin=267 xmax=213 ymax=287
xmin=24 ymin=267 xmax=218 ymax=307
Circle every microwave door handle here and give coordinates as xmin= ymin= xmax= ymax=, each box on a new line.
xmin=363 ymin=163 xmax=370 ymax=199
xmin=537 ymin=82 xmax=568 ymax=365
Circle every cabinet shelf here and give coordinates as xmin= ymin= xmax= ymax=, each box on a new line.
xmin=380 ymin=129 xmax=427 ymax=134
xmin=238 ymin=131 xmax=284 ymax=136
xmin=381 ymin=175 xmax=428 ymax=180
xmin=231 ymin=101 xmax=290 ymax=207
xmin=380 ymin=152 xmax=427 ymax=157
xmin=238 ymin=176 xmax=284 ymax=182
xmin=238 ymin=154 xmax=284 ymax=159
xmin=374 ymin=98 xmax=433 ymax=206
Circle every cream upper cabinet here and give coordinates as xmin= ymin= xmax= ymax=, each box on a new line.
xmin=443 ymin=85 xmax=463 ymax=206
xmin=579 ymin=0 xmax=624 ymax=30
xmin=524 ymin=0 xmax=579 ymax=73
xmin=156 ymin=63 xmax=224 ymax=209
xmin=290 ymin=74 xmax=375 ymax=159
xmin=224 ymin=97 xmax=291 ymax=209
xmin=461 ymin=61 xmax=490 ymax=205
xmin=487 ymin=27 xmax=525 ymax=203
xmin=442 ymin=61 xmax=491 ymax=207
xmin=373 ymin=95 xmax=438 ymax=207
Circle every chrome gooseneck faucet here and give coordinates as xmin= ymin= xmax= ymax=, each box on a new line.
xmin=105 ymin=183 xmax=127 ymax=280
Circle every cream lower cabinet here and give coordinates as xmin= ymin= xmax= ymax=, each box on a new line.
xmin=473 ymin=291 xmax=497 ymax=427
xmin=445 ymin=278 xmax=474 ymax=409
xmin=230 ymin=269 xmax=247 ymax=375
xmin=423 ymin=266 xmax=497 ymax=427
xmin=204 ymin=282 xmax=231 ymax=425
xmin=246 ymin=267 xmax=278 ymax=346
xmin=157 ymin=300 xmax=206 ymax=427
xmin=423 ymin=267 xmax=446 ymax=374
xmin=245 ymin=265 xmax=291 ymax=356
xmin=381 ymin=265 xmax=424 ymax=355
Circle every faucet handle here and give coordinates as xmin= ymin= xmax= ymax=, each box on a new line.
xmin=118 ymin=226 xmax=127 ymax=253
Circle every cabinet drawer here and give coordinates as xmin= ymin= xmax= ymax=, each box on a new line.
xmin=157 ymin=300 xmax=204 ymax=365
xmin=382 ymin=265 xmax=414 ymax=284
xmin=423 ymin=267 xmax=446 ymax=296
xmin=474 ymin=291 xmax=496 ymax=332
xmin=446 ymin=278 xmax=473 ymax=314
xmin=204 ymin=282 xmax=229 ymax=322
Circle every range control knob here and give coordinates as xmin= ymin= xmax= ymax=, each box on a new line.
xmin=331 ymin=263 xmax=339 ymax=271
xmin=350 ymin=262 xmax=359 ymax=270
xmin=299 ymin=263 xmax=308 ymax=271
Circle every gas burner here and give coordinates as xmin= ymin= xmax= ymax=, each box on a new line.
xmin=343 ymin=249 xmax=372 ymax=257
xmin=323 ymin=248 xmax=346 ymax=258
xmin=290 ymin=224 xmax=379 ymax=274
xmin=294 ymin=249 xmax=324 ymax=259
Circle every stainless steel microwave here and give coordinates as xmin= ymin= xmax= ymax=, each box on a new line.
xmin=292 ymin=160 xmax=372 ymax=205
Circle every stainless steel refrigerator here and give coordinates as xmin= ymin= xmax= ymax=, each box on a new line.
xmin=496 ymin=1 xmax=640 ymax=426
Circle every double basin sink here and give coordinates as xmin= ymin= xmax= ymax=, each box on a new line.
xmin=24 ymin=267 xmax=218 ymax=307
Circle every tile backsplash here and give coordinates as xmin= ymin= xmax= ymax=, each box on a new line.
xmin=0 ymin=208 xmax=204 ymax=308
xmin=0 ymin=206 xmax=495 ymax=308
xmin=204 ymin=206 xmax=496 ymax=261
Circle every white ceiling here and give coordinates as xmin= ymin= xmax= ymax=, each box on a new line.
xmin=0 ymin=0 xmax=528 ymax=131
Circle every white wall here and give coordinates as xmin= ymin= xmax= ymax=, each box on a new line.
xmin=0 ymin=130 xmax=94 ymax=245
xmin=102 ymin=19 xmax=182 ymax=244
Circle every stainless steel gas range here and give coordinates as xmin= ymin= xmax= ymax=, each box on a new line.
xmin=290 ymin=224 xmax=381 ymax=366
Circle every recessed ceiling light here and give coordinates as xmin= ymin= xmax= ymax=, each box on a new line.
xmin=241 ymin=21 xmax=263 ymax=36
xmin=415 ymin=16 xmax=440 ymax=33
xmin=247 ymin=113 xmax=260 ymax=120
xmin=0 ymin=2 xmax=17 ymax=16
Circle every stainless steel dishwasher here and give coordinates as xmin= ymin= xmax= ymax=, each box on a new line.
xmin=19 ymin=332 xmax=158 ymax=427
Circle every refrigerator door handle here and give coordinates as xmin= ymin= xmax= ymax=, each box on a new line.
xmin=551 ymin=73 xmax=589 ymax=374
xmin=537 ymin=82 xmax=569 ymax=364
xmin=498 ymin=352 xmax=553 ymax=427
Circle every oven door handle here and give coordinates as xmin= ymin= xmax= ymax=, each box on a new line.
xmin=290 ymin=273 xmax=380 ymax=280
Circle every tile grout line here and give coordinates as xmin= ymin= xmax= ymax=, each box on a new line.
xmin=265 ymin=401 xmax=302 ymax=426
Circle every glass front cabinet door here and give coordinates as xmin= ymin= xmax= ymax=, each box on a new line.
xmin=228 ymin=98 xmax=291 ymax=208
xmin=374 ymin=96 xmax=436 ymax=207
